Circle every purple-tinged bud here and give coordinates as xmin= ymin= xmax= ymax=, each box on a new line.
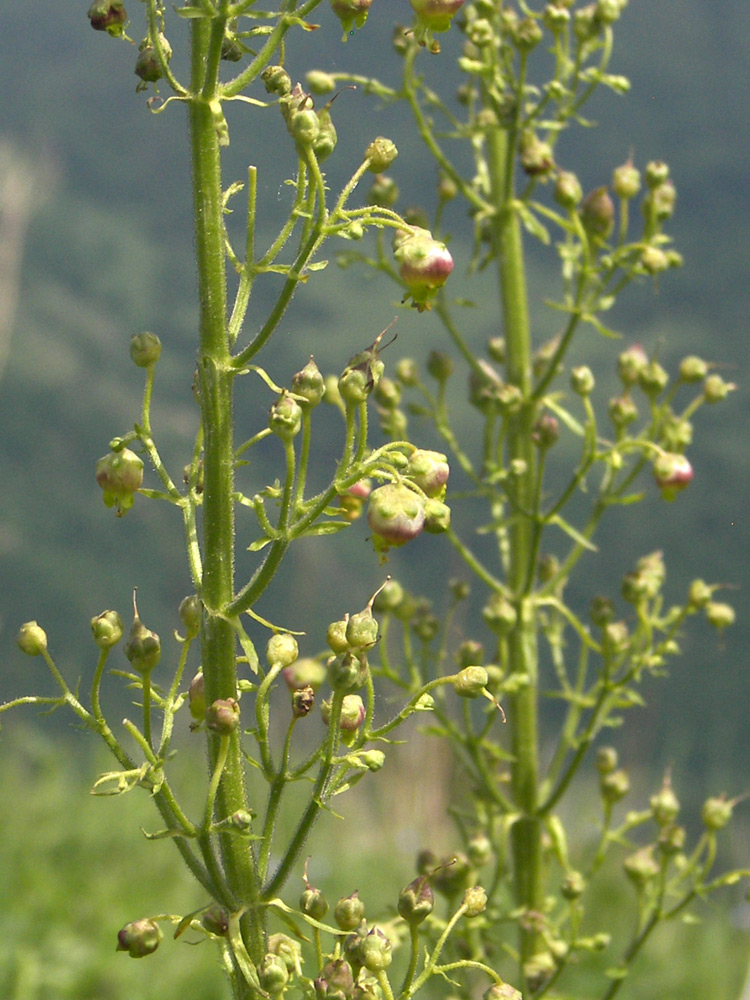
xmin=365 ymin=137 xmax=398 ymax=173
xmin=520 ymin=131 xmax=554 ymax=176
xmin=88 ymin=0 xmax=127 ymax=35
xmin=596 ymin=746 xmax=618 ymax=774
xmin=653 ymin=452 xmax=693 ymax=500
xmin=206 ymin=698 xmax=240 ymax=735
xmin=315 ymin=961 xmax=355 ymax=1000
xmin=116 ymin=918 xmax=162 ymax=958
xmin=580 ymin=187 xmax=614 ymax=242
xmin=258 ymin=953 xmax=290 ymax=995
xmin=623 ymin=847 xmax=660 ymax=888
xmin=283 ymin=658 xmax=326 ymax=691
xmin=267 ymin=632 xmax=299 ymax=668
xmin=553 ymin=170 xmax=582 ymax=209
xmin=367 ymin=483 xmax=426 ymax=548
xmin=327 ymin=651 xmax=368 ymax=692
xmin=600 ymin=768 xmax=630 ymax=803
xmin=96 ymin=447 xmax=144 ymax=515
xmin=130 ymin=331 xmax=162 ymax=368
xmin=407 ymin=449 xmax=450 ymax=498
xmin=135 ymin=37 xmax=171 ymax=89
xmin=644 ymin=160 xmax=670 ymax=189
xmin=703 ymin=373 xmax=736 ymax=403
xmin=179 ymin=595 xmax=201 ymax=639
xmin=561 ymin=870 xmax=586 ymax=900
xmin=17 ymin=621 xmax=48 ymax=656
xmin=229 ymin=809 xmax=253 ymax=831
xmin=361 ymin=927 xmax=392 ymax=972
xmin=292 ymin=357 xmax=326 ymax=408
xmin=678 ymin=355 xmax=708 ymax=384
xmin=484 ymin=984 xmax=522 ymax=1000
xmin=393 ymin=228 xmax=454 ymax=311
xmin=322 ymin=693 xmax=365 ymax=731
xmin=532 ymin=413 xmax=559 ymax=449
xmin=91 ymin=610 xmax=124 ymax=650
xmin=331 ymin=0 xmax=373 ymax=40
xmin=334 ymin=892 xmax=365 ymax=931
xmin=617 ymin=344 xmax=649 ymax=386
xmin=463 ymin=885 xmax=487 ymax=916
xmin=398 ymin=875 xmax=434 ymax=924
xmin=292 ymin=685 xmax=315 ymax=718
xmin=188 ymin=672 xmax=205 ymax=723
xmin=124 ymin=601 xmax=160 ymax=676
xmin=453 ymin=666 xmax=489 ymax=698
xmin=702 ymin=795 xmax=734 ymax=831
xmin=270 ymin=391 xmax=303 ymax=440
xmin=202 ymin=904 xmax=230 ymax=937
xmin=612 ymin=160 xmax=641 ymax=200
xmin=410 ymin=0 xmax=466 ymax=52
xmin=705 ymin=601 xmax=735 ymax=632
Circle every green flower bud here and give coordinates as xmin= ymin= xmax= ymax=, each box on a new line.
xmin=658 ymin=822 xmax=686 ymax=856
xmin=482 ymin=592 xmax=517 ymax=635
xmin=688 ymin=579 xmax=713 ymax=608
xmin=532 ymin=413 xmax=559 ymax=449
xmin=307 ymin=70 xmax=337 ymax=95
xmin=407 ymin=449 xmax=450 ymax=498
xmin=206 ymin=698 xmax=240 ymax=735
xmin=365 ymin=137 xmax=398 ymax=173
xmin=361 ymin=928 xmax=392 ymax=972
xmin=561 ymin=870 xmax=586 ymax=900
xmin=600 ymin=768 xmax=630 ymax=803
xmin=612 ymin=160 xmax=641 ymax=199
xmin=369 ymin=174 xmax=399 ymax=208
xmin=640 ymin=245 xmax=670 ymax=275
xmin=395 ymin=358 xmax=419 ymax=385
xmin=270 ymin=391 xmax=303 ymax=440
xmin=617 ymin=344 xmax=649 ymax=385
xmin=334 ymin=892 xmax=365 ymax=931
xmin=124 ymin=604 xmax=161 ymax=676
xmin=327 ymin=619 xmax=351 ymax=654
xmin=523 ymin=952 xmax=556 ymax=992
xmin=678 ymin=355 xmax=708 ymax=383
xmin=91 ymin=610 xmax=124 ymax=649
xmin=346 ymin=607 xmax=379 ymax=649
xmin=703 ymin=373 xmax=735 ymax=403
xmin=88 ymin=0 xmax=128 ymax=36
xmin=553 ymin=170 xmax=583 ymax=209
xmin=178 ymin=595 xmax=201 ymax=639
xmin=623 ymin=846 xmax=660 ymax=888
xmin=301 ymin=880 xmax=329 ymax=921
xmin=221 ymin=32 xmax=243 ymax=62
xmin=644 ymin=180 xmax=676 ymax=222
xmin=202 ymin=904 xmax=229 ymax=937
xmin=453 ymin=666 xmax=489 ymax=698
xmin=117 ymin=918 xmax=162 ymax=958
xmin=331 ymin=0 xmax=373 ymax=40
xmin=596 ymin=746 xmax=618 ymax=774
xmin=134 ymin=35 xmax=171 ymax=90
xmin=262 ymin=65 xmax=292 ymax=96
xmin=17 ymin=620 xmax=48 ymax=656
xmin=608 ymin=394 xmax=638 ymax=429
xmin=462 ymin=885 xmax=487 ymax=917
xmin=268 ymin=933 xmax=303 ymax=973
xmin=701 ymin=795 xmax=733 ymax=831
xmin=484 ymin=985 xmax=522 ymax=1000
xmin=467 ymin=833 xmax=491 ymax=867
xmin=267 ymin=632 xmax=299 ymax=668
xmin=292 ymin=357 xmax=326 ymax=408
xmin=130 ymin=331 xmax=162 ymax=367
xmin=258 ymin=953 xmax=290 ymax=995
xmin=644 ymin=160 xmax=670 ymax=188
xmin=423 ymin=498 xmax=451 ymax=534
xmin=520 ymin=131 xmax=554 ymax=176
xmin=705 ymin=601 xmax=735 ymax=632
xmin=188 ymin=672 xmax=205 ymax=723
xmin=96 ymin=447 xmax=144 ymax=515
xmin=372 ymin=578 xmax=405 ymax=613
xmin=513 ymin=15 xmax=543 ymax=49
xmin=314 ymin=106 xmax=338 ymax=162
xmin=650 ymin=780 xmax=680 ymax=826
xmin=327 ymin=651 xmax=368 ymax=692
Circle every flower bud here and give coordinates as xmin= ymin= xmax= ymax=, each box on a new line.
xmin=283 ymin=657 xmax=326 ymax=691
xmin=406 ymin=449 xmax=450 ymax=498
xmin=91 ymin=610 xmax=124 ymax=649
xmin=202 ymin=904 xmax=229 ymax=937
xmin=221 ymin=32 xmax=243 ymax=62
xmin=365 ymin=137 xmax=398 ymax=173
xmin=678 ymin=355 xmax=708 ymax=384
xmin=701 ymin=795 xmax=733 ymax=831
xmin=623 ymin=847 xmax=660 ymax=888
xmin=393 ymin=228 xmax=454 ymax=311
xmin=270 ymin=391 xmax=303 ymax=440
xmin=482 ymin=592 xmax=517 ymax=635
xmin=705 ymin=601 xmax=735 ymax=632
xmin=267 ymin=632 xmax=299 ymax=668
xmin=688 ymin=579 xmax=713 ymax=609
xmin=292 ymin=357 xmax=326 ymax=408
xmin=262 ymin=65 xmax=292 ymax=96
xmin=520 ymin=131 xmax=554 ymax=176
xmin=570 ymin=365 xmax=595 ymax=396
xmin=335 ymin=892 xmax=365 ymax=931
xmin=322 ymin=693 xmax=365 ymax=731
xmin=645 ymin=160 xmax=670 ymax=188
xmin=206 ymin=698 xmax=240 ymax=735
xmin=426 ymin=350 xmax=454 ymax=382
xmin=423 ymin=498 xmax=451 ymax=534
xmin=268 ymin=933 xmax=303 ymax=973
xmin=130 ymin=331 xmax=162 ymax=368
xmin=398 ymin=875 xmax=434 ymax=924
xmin=532 ymin=413 xmax=559 ymax=449
xmin=554 ymin=170 xmax=583 ymax=209
xmin=314 ymin=106 xmax=338 ymax=162
xmin=650 ymin=779 xmax=680 ymax=826
xmin=88 ymin=0 xmax=128 ymax=35
xmin=367 ymin=483 xmax=426 ymax=548
xmin=331 ymin=0 xmax=373 ymax=40
xmin=617 ymin=344 xmax=649 ymax=386
xmin=580 ymin=187 xmax=614 ymax=242
xmin=117 ymin=918 xmax=162 ymax=958
xmin=612 ymin=160 xmax=641 ymax=199
xmin=369 ymin=174 xmax=399 ymax=208
xmin=258 ymin=953 xmax=290 ymax=995
xmin=453 ymin=666 xmax=488 ymax=698
xmin=703 ymin=373 xmax=735 ymax=403
xmin=640 ymin=245 xmax=669 ymax=275
xmin=462 ymin=885 xmax=487 ymax=916
xmin=596 ymin=746 xmax=618 ymax=774
xmin=178 ymin=595 xmax=201 ymax=639
xmin=327 ymin=651 xmax=368 ymax=692
xmin=638 ymin=359 xmax=669 ymax=397
xmin=658 ymin=823 xmax=686 ymax=856
xmin=600 ymin=768 xmax=630 ymax=803
xmin=188 ymin=672 xmax=206 ymax=722
xmin=17 ymin=620 xmax=48 ymax=656
xmin=125 ymin=605 xmax=161 ymax=676
xmin=346 ymin=608 xmax=379 ymax=649
xmin=96 ymin=448 xmax=144 ymax=515
xmin=561 ymin=870 xmax=586 ymax=900
xmin=644 ymin=180 xmax=676 ymax=222
xmin=372 ymin=578 xmax=405 ymax=614
xmin=301 ymin=881 xmax=329 ymax=921
xmin=307 ymin=70 xmax=336 ymax=95
xmin=653 ymin=452 xmax=693 ymax=500
xmin=484 ymin=985 xmax=522 ymax=1000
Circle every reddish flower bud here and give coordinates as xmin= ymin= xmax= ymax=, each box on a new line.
xmin=393 ymin=228 xmax=454 ymax=311
xmin=206 ymin=698 xmax=240 ymax=735
xmin=88 ymin=0 xmax=127 ymax=35
xmin=330 ymin=0 xmax=373 ymax=40
xmin=188 ymin=672 xmax=206 ymax=723
xmin=653 ymin=452 xmax=693 ymax=500
xmin=406 ymin=449 xmax=450 ymax=498
xmin=367 ymin=483 xmax=426 ymax=548
xmin=580 ymin=187 xmax=614 ymax=242
xmin=283 ymin=658 xmax=326 ymax=691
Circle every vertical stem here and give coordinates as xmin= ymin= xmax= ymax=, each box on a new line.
xmin=487 ymin=123 xmax=543 ymax=978
xmin=188 ymin=18 xmax=264 ymax=974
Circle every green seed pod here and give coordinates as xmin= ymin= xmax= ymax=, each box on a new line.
xmin=334 ymin=891 xmax=365 ymax=931
xmin=90 ymin=610 xmax=124 ymax=649
xmin=178 ymin=595 xmax=202 ymax=639
xmin=88 ymin=0 xmax=128 ymax=35
xmin=124 ymin=603 xmax=161 ymax=676
xmin=346 ymin=608 xmax=379 ymax=649
xmin=313 ymin=106 xmax=338 ymax=162
xmin=327 ymin=619 xmax=351 ymax=654
xmin=484 ymin=984 xmax=523 ymax=1000
xmin=116 ymin=918 xmax=162 ymax=958
xmin=327 ymin=651 xmax=367 ymax=692
xmin=612 ymin=160 xmax=641 ymax=199
xmin=600 ymin=767 xmax=630 ymax=803
xmin=361 ymin=927 xmax=392 ymax=972
xmin=520 ymin=131 xmax=554 ymax=176
xmin=365 ymin=137 xmax=398 ymax=173
xmin=206 ymin=698 xmax=240 ymax=735
xmin=315 ymin=959 xmax=356 ymax=1000
xmin=650 ymin=780 xmax=680 ymax=826
xmin=645 ymin=160 xmax=670 ymax=188
xmin=268 ymin=933 xmax=302 ymax=974
xmin=301 ymin=881 xmax=329 ymax=921
xmin=703 ymin=373 xmax=735 ymax=403
xmin=188 ymin=672 xmax=205 ymax=723
xmin=608 ymin=394 xmax=638 ymax=429
xmin=705 ymin=601 xmax=735 ymax=631
xmin=554 ymin=170 xmax=583 ymax=209
xmin=678 ymin=355 xmax=708 ymax=383
xmin=372 ymin=578 xmax=405 ymax=614
xmin=369 ymin=173 xmax=399 ymax=208
xmin=269 ymin=391 xmax=303 ymax=440
xmin=17 ymin=620 xmax=48 ymax=656
xmin=423 ymin=498 xmax=450 ymax=534
xmin=307 ymin=70 xmax=336 ymax=95
xmin=221 ymin=33 xmax=243 ymax=62
xmin=130 ymin=331 xmax=162 ymax=368
xmin=561 ymin=870 xmax=586 ymax=900
xmin=258 ymin=953 xmax=289 ymax=996
xmin=398 ymin=875 xmax=434 ymax=925
xmin=596 ymin=746 xmax=618 ymax=774
xmin=658 ymin=823 xmax=686 ymax=856
xmin=291 ymin=357 xmax=326 ymax=408
xmin=202 ymin=904 xmax=229 ymax=937
xmin=688 ymin=579 xmax=713 ymax=609
xmin=482 ymin=592 xmax=517 ymax=636
xmin=617 ymin=344 xmax=649 ymax=385
xmin=266 ymin=632 xmax=299 ymax=668
xmin=453 ymin=666 xmax=489 ymax=698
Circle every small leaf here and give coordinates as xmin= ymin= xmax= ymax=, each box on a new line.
xmin=548 ymin=513 xmax=598 ymax=552
xmin=248 ymin=536 xmax=273 ymax=551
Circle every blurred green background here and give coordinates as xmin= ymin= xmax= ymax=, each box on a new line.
xmin=1 ymin=2 xmax=749 ymax=998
